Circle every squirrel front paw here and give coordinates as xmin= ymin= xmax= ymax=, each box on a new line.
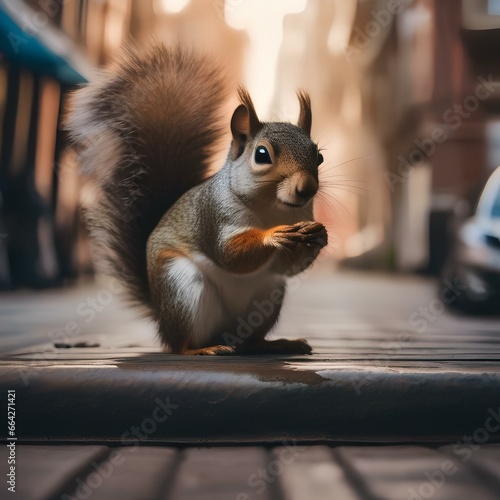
xmin=268 ymin=221 xmax=327 ymax=250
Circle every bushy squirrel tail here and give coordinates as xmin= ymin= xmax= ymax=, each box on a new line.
xmin=65 ymin=45 xmax=227 ymax=309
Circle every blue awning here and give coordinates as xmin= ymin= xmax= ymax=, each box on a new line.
xmin=0 ymin=0 xmax=92 ymax=84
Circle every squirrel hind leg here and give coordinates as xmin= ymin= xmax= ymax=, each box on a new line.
xmin=156 ymin=254 xmax=227 ymax=353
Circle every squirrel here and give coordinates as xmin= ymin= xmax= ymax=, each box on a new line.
xmin=65 ymin=45 xmax=328 ymax=355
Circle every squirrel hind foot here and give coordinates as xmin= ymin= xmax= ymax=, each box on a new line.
xmin=236 ymin=338 xmax=313 ymax=355
xmin=183 ymin=345 xmax=236 ymax=356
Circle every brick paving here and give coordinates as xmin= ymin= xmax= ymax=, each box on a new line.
xmin=4 ymin=443 xmax=500 ymax=500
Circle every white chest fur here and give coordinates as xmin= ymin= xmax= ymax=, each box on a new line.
xmin=166 ymin=252 xmax=284 ymax=348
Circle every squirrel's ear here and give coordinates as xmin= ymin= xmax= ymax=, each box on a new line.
xmin=230 ymin=87 xmax=262 ymax=159
xmin=297 ymin=90 xmax=312 ymax=136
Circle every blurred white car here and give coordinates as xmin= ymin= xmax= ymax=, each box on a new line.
xmin=444 ymin=167 xmax=500 ymax=313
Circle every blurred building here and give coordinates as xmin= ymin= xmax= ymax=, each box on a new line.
xmin=0 ymin=0 xmax=132 ymax=289
xmin=272 ymin=0 xmax=500 ymax=272
xmin=1 ymin=0 xmax=499 ymax=290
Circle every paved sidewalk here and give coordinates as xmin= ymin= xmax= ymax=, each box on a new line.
xmin=1 ymin=268 xmax=500 ymax=442
xmin=4 ymin=443 xmax=500 ymax=500
xmin=1 ymin=269 xmax=500 ymax=498
xmin=2 ymin=268 xmax=500 ymax=356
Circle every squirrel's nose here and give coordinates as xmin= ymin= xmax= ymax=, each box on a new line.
xmin=295 ymin=175 xmax=318 ymax=201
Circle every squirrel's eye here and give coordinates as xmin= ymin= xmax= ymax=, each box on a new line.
xmin=317 ymin=153 xmax=324 ymax=166
xmin=254 ymin=146 xmax=272 ymax=164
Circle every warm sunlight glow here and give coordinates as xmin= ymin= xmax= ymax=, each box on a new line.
xmin=154 ymin=0 xmax=191 ymax=14
xmin=225 ymin=0 xmax=307 ymax=116
xmin=327 ymin=0 xmax=357 ymax=55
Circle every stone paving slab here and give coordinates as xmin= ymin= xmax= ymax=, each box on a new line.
xmin=3 ymin=445 xmax=109 ymax=500
xmin=2 ymin=444 xmax=499 ymax=500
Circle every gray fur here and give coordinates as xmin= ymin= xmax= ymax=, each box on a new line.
xmin=66 ymin=44 xmax=326 ymax=354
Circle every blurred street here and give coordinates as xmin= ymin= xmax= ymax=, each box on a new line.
xmin=2 ymin=266 xmax=499 ymax=357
